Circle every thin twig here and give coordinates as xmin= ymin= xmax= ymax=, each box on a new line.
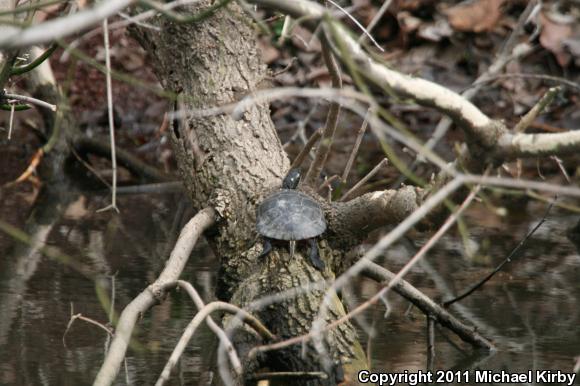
xmin=341 ymin=109 xmax=369 ymax=182
xmin=3 ymin=92 xmax=56 ymax=111
xmin=63 ymin=303 xmax=114 ymax=349
xmin=513 ymin=86 xmax=561 ymax=133
xmin=7 ymin=103 xmax=15 ymax=139
xmin=290 ymin=127 xmax=322 ymax=169
xmin=443 ymin=197 xmax=556 ymax=307
xmin=156 ymin=301 xmax=274 ymax=386
xmin=325 ymin=0 xmax=384 ymax=52
xmin=426 ymin=316 xmax=435 ymax=371
xmin=0 ymin=0 xmax=135 ymax=47
xmin=304 ymin=40 xmax=342 ymax=186
xmin=358 ymin=0 xmax=394 ymax=45
xmin=317 ymin=174 xmax=340 ymax=193
xmin=96 ymin=17 xmax=119 ymax=213
xmin=340 ymin=158 xmax=388 ymax=201
xmin=175 ymin=280 xmax=243 ymax=378
xmin=550 ymin=156 xmax=571 ymax=184
xmin=93 ymin=209 xmax=216 ymax=386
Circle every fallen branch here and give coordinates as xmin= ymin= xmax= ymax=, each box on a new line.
xmin=361 ymin=262 xmax=495 ymax=350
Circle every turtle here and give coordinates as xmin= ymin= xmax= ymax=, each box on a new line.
xmin=256 ymin=168 xmax=327 ymax=270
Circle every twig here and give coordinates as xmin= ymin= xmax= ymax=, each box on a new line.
xmin=362 ymin=262 xmax=495 ymax=350
xmin=340 ymin=158 xmax=388 ymax=201
xmin=341 ymin=109 xmax=369 ymax=182
xmin=63 ymin=311 xmax=114 ymax=348
xmin=393 ymin=1 xmax=538 ymax=183
xmin=7 ymin=103 xmax=15 ymax=139
xmin=325 ymin=0 xmax=384 ymax=52
xmin=156 ymin=301 xmax=274 ymax=386
xmin=63 ymin=303 xmax=113 ymax=349
xmin=278 ymin=15 xmax=291 ymax=44
xmin=93 ymin=208 xmax=216 ymax=386
xmin=271 ymin=57 xmax=297 ymax=77
xmin=0 ymin=0 xmax=135 ymax=47
xmin=472 ymin=72 xmax=580 ymax=93
xmin=443 ymin=197 xmax=556 ymax=307
xmin=290 ymin=127 xmax=322 ymax=169
xmin=3 ymin=92 xmax=57 ymax=111
xmin=358 ymin=0 xmax=394 ymax=45
xmin=513 ymin=86 xmax=561 ymax=133
xmin=10 ymin=43 xmax=58 ymax=75
xmin=426 ymin=316 xmax=435 ymax=371
xmin=304 ymin=40 xmax=342 ymax=186
xmin=175 ymin=280 xmax=243 ymax=377
xmin=3 ymin=148 xmax=44 ymax=187
xmin=97 ymin=17 xmax=119 ymax=214
xmin=550 ymin=156 xmax=571 ymax=184
xmin=70 ymin=145 xmax=112 ymax=189
xmin=317 ymin=174 xmax=340 ymax=193
xmin=0 ymin=0 xmax=63 ymax=17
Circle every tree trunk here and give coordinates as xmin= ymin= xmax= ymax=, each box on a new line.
xmin=131 ymin=2 xmax=367 ymax=384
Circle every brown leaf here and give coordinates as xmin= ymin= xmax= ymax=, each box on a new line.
xmin=539 ymin=11 xmax=574 ymax=67
xmin=445 ymin=0 xmax=505 ymax=33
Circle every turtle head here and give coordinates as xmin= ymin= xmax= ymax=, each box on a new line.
xmin=282 ymin=168 xmax=301 ymax=189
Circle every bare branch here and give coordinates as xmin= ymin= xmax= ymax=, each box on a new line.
xmin=339 ymin=158 xmax=388 ymax=201
xmin=96 ymin=18 xmax=119 ymax=213
xmin=252 ymin=0 xmax=494 ymax=134
xmin=513 ymin=86 xmax=561 ymax=133
xmin=362 ymin=262 xmax=495 ymax=350
xmin=0 ymin=0 xmax=135 ymax=48
xmin=3 ymin=92 xmax=57 ymax=111
xmin=304 ymin=41 xmax=342 ymax=186
xmin=341 ymin=109 xmax=369 ymax=182
xmin=444 ymin=198 xmax=555 ymax=307
xmin=175 ymin=280 xmax=243 ymax=377
xmin=156 ymin=301 xmax=274 ymax=386
xmin=358 ymin=0 xmax=394 ymax=45
xmin=93 ymin=208 xmax=216 ymax=386
xmin=290 ymin=127 xmax=322 ymax=169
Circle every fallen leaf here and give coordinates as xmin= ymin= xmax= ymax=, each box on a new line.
xmin=539 ymin=11 xmax=574 ymax=67
xmin=445 ymin=0 xmax=505 ymax=33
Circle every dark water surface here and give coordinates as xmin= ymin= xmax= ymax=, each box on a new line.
xmin=0 ymin=193 xmax=578 ymax=385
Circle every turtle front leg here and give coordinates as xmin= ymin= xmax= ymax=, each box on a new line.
xmin=308 ymin=238 xmax=325 ymax=271
xmin=258 ymin=238 xmax=272 ymax=259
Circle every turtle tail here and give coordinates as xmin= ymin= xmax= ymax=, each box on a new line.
xmin=289 ymin=240 xmax=296 ymax=258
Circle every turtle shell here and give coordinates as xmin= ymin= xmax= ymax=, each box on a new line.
xmin=256 ymin=190 xmax=326 ymax=241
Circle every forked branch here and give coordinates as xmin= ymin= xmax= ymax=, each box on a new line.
xmin=93 ymin=208 xmax=216 ymax=386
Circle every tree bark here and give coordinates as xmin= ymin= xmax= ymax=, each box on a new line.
xmin=130 ymin=2 xmax=367 ymax=384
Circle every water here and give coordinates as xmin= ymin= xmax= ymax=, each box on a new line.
xmin=0 ymin=193 xmax=578 ymax=385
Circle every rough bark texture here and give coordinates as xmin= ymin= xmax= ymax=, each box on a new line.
xmin=130 ymin=2 xmax=367 ymax=384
